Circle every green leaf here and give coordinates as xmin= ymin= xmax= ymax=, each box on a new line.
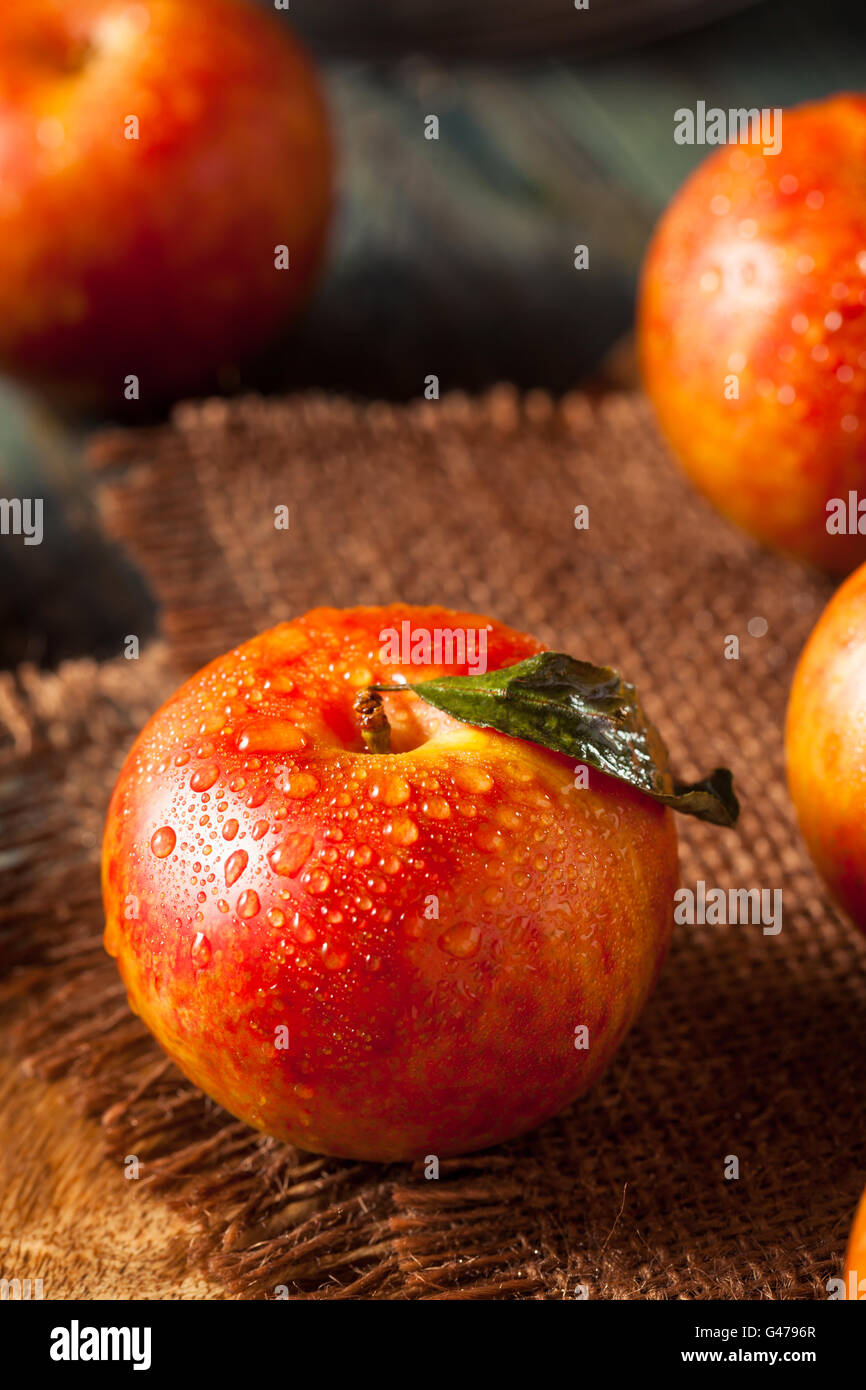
xmin=373 ymin=653 xmax=738 ymax=827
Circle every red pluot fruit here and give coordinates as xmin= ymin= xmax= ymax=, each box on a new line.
xmin=103 ymin=605 xmax=678 ymax=1160
xmin=0 ymin=0 xmax=332 ymax=404
xmin=786 ymin=560 xmax=866 ymax=931
xmin=640 ymin=94 xmax=866 ymax=574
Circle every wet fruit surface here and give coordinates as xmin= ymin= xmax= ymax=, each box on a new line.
xmin=103 ymin=605 xmax=679 ymax=1160
xmin=640 ymin=95 xmax=866 ymax=574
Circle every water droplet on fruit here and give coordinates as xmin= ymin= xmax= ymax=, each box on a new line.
xmin=222 ymin=818 xmax=239 ymax=841
xmin=385 ymin=816 xmax=418 ymax=846
xmin=421 ymin=796 xmax=450 ymax=820
xmin=251 ymin=819 xmax=269 ymax=840
xmin=322 ymin=943 xmax=349 ymax=971
xmin=236 ymin=719 xmax=307 ymax=753
xmin=455 ymin=767 xmax=493 ymax=794
xmin=150 ymin=826 xmax=176 ymax=858
xmin=190 ymin=763 xmax=219 ymax=792
xmin=293 ymin=916 xmax=316 ymax=944
xmin=306 ymin=868 xmax=331 ymax=894
xmin=475 ymin=824 xmax=505 ymax=853
xmin=371 ymin=774 xmax=410 ymax=806
xmin=352 ymin=844 xmax=373 ymax=867
xmin=268 ymin=907 xmax=286 ymax=928
xmin=268 ymin=832 xmax=313 ymax=876
xmin=174 ymin=750 xmax=191 ymax=766
xmin=237 ymin=889 xmax=261 ymax=918
xmin=224 ymin=849 xmax=248 ymax=886
xmin=284 ymin=773 xmax=319 ymax=799
xmin=191 ymin=932 xmax=212 ymax=967
xmin=438 ymin=922 xmax=481 ymax=958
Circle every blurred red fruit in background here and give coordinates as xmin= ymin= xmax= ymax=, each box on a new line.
xmin=786 ymin=558 xmax=866 ymax=932
xmin=640 ymin=94 xmax=866 ymax=574
xmin=0 ymin=0 xmax=333 ymax=406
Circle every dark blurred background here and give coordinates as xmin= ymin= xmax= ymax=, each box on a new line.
xmin=3 ymin=0 xmax=866 ymax=670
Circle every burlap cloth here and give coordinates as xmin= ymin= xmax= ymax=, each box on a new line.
xmin=2 ymin=387 xmax=865 ymax=1299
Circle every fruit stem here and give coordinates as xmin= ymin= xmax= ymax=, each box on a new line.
xmin=354 ymin=689 xmax=392 ymax=754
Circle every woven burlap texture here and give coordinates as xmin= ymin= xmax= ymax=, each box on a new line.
xmin=2 ymin=387 xmax=864 ymax=1299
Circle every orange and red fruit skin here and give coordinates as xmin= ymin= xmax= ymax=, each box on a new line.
xmin=0 ymin=0 xmax=332 ymax=404
xmin=103 ymin=605 xmax=678 ymax=1161
xmin=787 ymin=562 xmax=866 ymax=933
xmin=640 ymin=95 xmax=866 ymax=575
xmin=846 ymin=1184 xmax=866 ymax=1300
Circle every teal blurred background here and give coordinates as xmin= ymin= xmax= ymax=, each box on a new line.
xmin=2 ymin=0 xmax=866 ymax=668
